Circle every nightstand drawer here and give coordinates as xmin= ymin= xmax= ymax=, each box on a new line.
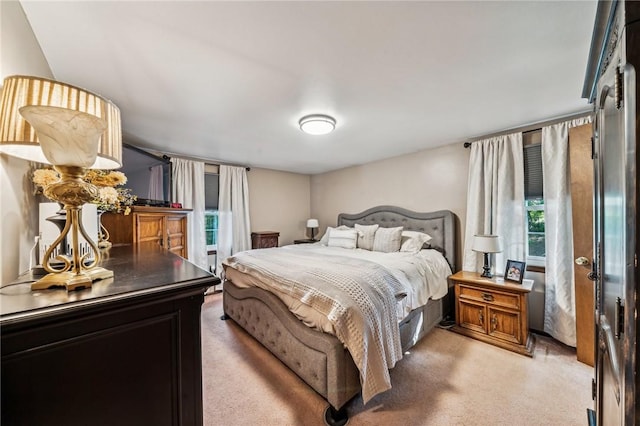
xmin=458 ymin=285 xmax=520 ymax=310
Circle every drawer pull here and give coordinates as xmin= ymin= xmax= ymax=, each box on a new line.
xmin=482 ymin=293 xmax=494 ymax=302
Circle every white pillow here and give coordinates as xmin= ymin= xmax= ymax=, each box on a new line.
xmin=327 ymin=228 xmax=358 ymax=249
xmin=372 ymin=226 xmax=403 ymax=253
xmin=319 ymin=225 xmax=350 ymax=245
xmin=400 ymin=230 xmax=433 ymax=253
xmin=355 ymin=223 xmax=379 ymax=251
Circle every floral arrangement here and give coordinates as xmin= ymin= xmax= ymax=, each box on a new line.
xmin=33 ymin=168 xmax=137 ymax=214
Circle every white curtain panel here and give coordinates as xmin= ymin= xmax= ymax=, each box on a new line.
xmin=541 ymin=116 xmax=591 ymax=347
xmin=171 ymin=158 xmax=208 ymax=270
xmin=216 ymin=165 xmax=252 ymax=277
xmin=148 ymin=164 xmax=164 ymax=200
xmin=463 ymin=133 xmax=526 ymax=276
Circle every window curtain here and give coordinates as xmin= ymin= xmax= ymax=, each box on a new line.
xmin=148 ymin=164 xmax=164 ymax=200
xmin=171 ymin=158 xmax=208 ymax=270
xmin=216 ymin=165 xmax=251 ymax=277
xmin=541 ymin=116 xmax=591 ymax=347
xmin=463 ymin=133 xmax=526 ymax=275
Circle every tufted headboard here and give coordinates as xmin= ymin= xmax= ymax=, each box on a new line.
xmin=337 ymin=205 xmax=457 ymax=271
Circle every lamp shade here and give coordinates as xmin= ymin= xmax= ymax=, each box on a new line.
xmin=0 ymin=75 xmax=122 ymax=169
xmin=471 ymin=235 xmax=502 ymax=253
xmin=306 ymin=218 xmax=319 ymax=228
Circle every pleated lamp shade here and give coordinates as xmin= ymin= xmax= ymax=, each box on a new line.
xmin=0 ymin=75 xmax=122 ymax=169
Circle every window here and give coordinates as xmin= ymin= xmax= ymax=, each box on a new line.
xmin=205 ymin=210 xmax=218 ymax=250
xmin=526 ymin=198 xmax=545 ymax=260
xmin=204 ymin=172 xmax=219 ymax=252
xmin=523 ymin=131 xmax=545 ymax=265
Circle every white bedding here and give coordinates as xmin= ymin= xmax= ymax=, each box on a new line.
xmin=225 ymin=244 xmax=450 ymax=328
xmin=223 ymin=244 xmax=451 ymax=403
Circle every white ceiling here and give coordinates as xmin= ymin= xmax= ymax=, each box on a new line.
xmin=20 ymin=1 xmax=597 ymax=174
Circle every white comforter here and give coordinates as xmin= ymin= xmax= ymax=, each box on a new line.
xmin=223 ymin=244 xmax=451 ymax=403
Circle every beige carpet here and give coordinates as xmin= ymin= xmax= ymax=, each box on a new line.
xmin=201 ymin=293 xmax=592 ymax=426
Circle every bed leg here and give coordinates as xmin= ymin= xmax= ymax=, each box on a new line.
xmin=324 ymin=405 xmax=348 ymax=426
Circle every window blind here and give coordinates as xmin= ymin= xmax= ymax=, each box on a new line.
xmin=524 ymin=144 xmax=543 ymax=199
xmin=205 ymin=173 xmax=219 ymax=210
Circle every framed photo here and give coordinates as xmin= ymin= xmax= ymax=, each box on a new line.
xmin=504 ymin=259 xmax=526 ymax=284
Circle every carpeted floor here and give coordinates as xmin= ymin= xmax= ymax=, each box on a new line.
xmin=201 ymin=293 xmax=592 ymax=426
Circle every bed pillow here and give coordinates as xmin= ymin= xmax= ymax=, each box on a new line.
xmin=327 ymin=228 xmax=358 ymax=249
xmin=354 ymin=223 xmax=379 ymax=250
xmin=319 ymin=225 xmax=350 ymax=245
xmin=372 ymin=226 xmax=403 ymax=253
xmin=400 ymin=230 xmax=433 ymax=253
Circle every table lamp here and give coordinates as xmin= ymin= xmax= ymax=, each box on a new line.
xmin=471 ymin=234 xmax=502 ymax=278
xmin=0 ymin=75 xmax=122 ymax=291
xmin=306 ymin=218 xmax=319 ymax=241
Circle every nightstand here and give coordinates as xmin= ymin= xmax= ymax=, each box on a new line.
xmin=251 ymin=231 xmax=279 ymax=249
xmin=449 ymin=271 xmax=534 ymax=357
xmin=294 ymin=239 xmax=317 ymax=244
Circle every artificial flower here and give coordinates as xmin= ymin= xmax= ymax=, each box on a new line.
xmin=32 ymin=169 xmax=60 ymax=189
xmin=33 ymin=167 xmax=137 ymax=214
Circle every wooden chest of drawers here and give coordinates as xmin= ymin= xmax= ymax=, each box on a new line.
xmin=251 ymin=231 xmax=279 ymax=249
xmin=450 ymin=271 xmax=534 ymax=356
xmin=102 ymin=206 xmax=190 ymax=258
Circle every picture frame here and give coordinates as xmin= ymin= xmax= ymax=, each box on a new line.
xmin=504 ymin=259 xmax=526 ymax=284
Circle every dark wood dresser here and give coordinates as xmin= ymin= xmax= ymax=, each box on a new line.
xmin=251 ymin=231 xmax=279 ymax=248
xmin=1 ymin=244 xmax=218 ymax=426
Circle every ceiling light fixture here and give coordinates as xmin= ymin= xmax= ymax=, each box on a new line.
xmin=299 ymin=114 xmax=336 ymax=135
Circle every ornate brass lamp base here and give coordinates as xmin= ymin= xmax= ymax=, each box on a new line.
xmin=17 ymin=107 xmax=115 ymax=292
xmin=31 ymin=267 xmax=114 ymax=291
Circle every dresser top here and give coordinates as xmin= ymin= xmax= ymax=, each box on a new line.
xmin=449 ymin=270 xmax=534 ymax=293
xmin=0 ymin=244 xmax=218 ymax=323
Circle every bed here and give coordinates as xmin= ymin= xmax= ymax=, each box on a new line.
xmin=221 ymin=206 xmax=457 ymax=425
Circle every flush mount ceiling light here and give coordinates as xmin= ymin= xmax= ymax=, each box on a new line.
xmin=299 ymin=114 xmax=336 ymax=135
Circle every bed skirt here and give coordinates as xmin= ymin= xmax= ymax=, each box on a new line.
xmin=222 ymin=279 xmax=443 ymax=410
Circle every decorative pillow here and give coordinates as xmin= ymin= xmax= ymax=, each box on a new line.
xmin=372 ymin=226 xmax=403 ymax=253
xmin=355 ymin=223 xmax=379 ymax=250
xmin=319 ymin=225 xmax=350 ymax=245
xmin=327 ymin=228 xmax=358 ymax=249
xmin=400 ymin=230 xmax=433 ymax=253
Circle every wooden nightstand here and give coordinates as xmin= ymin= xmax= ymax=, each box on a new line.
xmin=251 ymin=231 xmax=279 ymax=249
xmin=294 ymin=239 xmax=317 ymax=244
xmin=449 ymin=271 xmax=534 ymax=357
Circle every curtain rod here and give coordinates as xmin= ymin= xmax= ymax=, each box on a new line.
xmin=160 ymin=151 xmax=250 ymax=171
xmin=463 ymin=110 xmax=593 ymax=148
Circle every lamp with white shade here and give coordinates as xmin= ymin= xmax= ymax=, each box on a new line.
xmin=0 ymin=75 xmax=122 ymax=291
xmin=471 ymin=234 xmax=503 ymax=278
xmin=306 ymin=218 xmax=319 ymax=241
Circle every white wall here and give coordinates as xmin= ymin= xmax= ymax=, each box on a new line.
xmin=0 ymin=1 xmax=544 ymax=331
xmin=311 ymin=142 xmax=469 ymax=267
xmin=248 ymin=167 xmax=311 ymax=246
xmin=0 ymin=1 xmax=54 ymax=285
